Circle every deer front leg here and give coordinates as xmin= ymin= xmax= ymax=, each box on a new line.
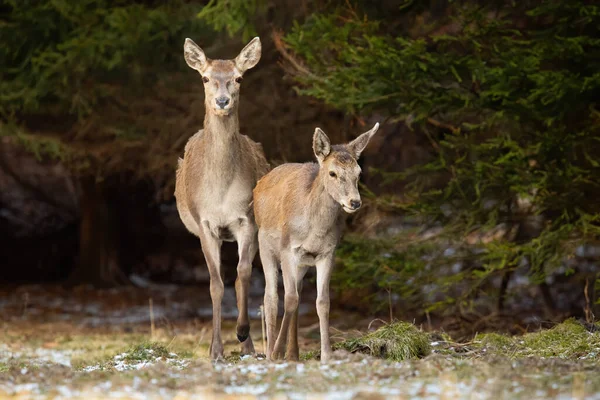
xmin=316 ymin=255 xmax=333 ymax=363
xmin=286 ymin=266 xmax=308 ymax=361
xmin=272 ymin=252 xmax=298 ymax=360
xmin=234 ymin=225 xmax=257 ymax=355
xmin=260 ymin=242 xmax=279 ymax=360
xmin=199 ymin=227 xmax=224 ymax=360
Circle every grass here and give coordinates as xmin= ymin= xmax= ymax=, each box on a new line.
xmin=67 ymin=333 xmax=148 ymax=370
xmin=2 ymin=317 xmax=600 ymax=399
xmin=335 ymin=321 xmax=431 ymax=361
xmin=519 ymin=319 xmax=600 ymax=359
xmin=122 ymin=342 xmax=171 ymax=362
xmin=474 ymin=332 xmax=516 ymax=352
xmin=473 ymin=319 xmax=600 ymax=360
xmin=300 ymin=350 xmax=320 ymax=361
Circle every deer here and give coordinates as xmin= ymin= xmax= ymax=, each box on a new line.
xmin=174 ymin=37 xmax=269 ymax=360
xmin=253 ymin=122 xmax=380 ymax=362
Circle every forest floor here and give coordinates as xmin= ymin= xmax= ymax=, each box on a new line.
xmin=0 ymin=281 xmax=599 ymax=399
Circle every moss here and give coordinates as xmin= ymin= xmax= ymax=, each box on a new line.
xmin=474 ymin=332 xmax=516 ymax=352
xmin=471 ymin=320 xmax=600 ymax=360
xmin=0 ymin=363 xmax=8 ymax=373
xmin=518 ymin=319 xmax=600 ymax=359
xmin=300 ymin=350 xmax=320 ymax=361
xmin=122 ymin=342 xmax=170 ymax=362
xmin=224 ymin=353 xmax=243 ymax=364
xmin=335 ymin=322 xmax=431 ymax=361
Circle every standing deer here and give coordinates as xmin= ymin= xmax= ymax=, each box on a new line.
xmin=175 ymin=37 xmax=269 ymax=360
xmin=253 ymin=123 xmax=379 ymax=362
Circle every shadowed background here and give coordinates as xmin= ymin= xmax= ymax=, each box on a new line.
xmin=1 ymin=0 xmax=600 ymax=335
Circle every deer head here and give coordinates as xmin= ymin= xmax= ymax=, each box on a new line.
xmin=313 ymin=123 xmax=379 ymax=213
xmin=184 ymin=37 xmax=262 ymax=116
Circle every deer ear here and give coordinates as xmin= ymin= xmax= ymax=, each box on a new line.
xmin=184 ymin=38 xmax=208 ymax=72
xmin=348 ymin=123 xmax=379 ymax=158
xmin=235 ymin=37 xmax=261 ymax=73
xmin=313 ymin=127 xmax=331 ymax=163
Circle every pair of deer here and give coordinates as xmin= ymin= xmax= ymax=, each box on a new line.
xmin=175 ymin=37 xmax=379 ymax=363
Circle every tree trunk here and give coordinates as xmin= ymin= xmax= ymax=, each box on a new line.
xmin=68 ymin=177 xmax=128 ymax=287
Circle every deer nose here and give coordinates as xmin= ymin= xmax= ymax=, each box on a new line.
xmin=350 ymin=200 xmax=362 ymax=210
xmin=215 ymin=96 xmax=230 ymax=108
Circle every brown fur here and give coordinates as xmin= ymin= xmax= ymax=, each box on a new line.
xmin=253 ymin=123 xmax=379 ymax=362
xmin=174 ymin=37 xmax=268 ymax=360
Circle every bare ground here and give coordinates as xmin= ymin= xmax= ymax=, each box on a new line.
xmin=0 ymin=282 xmax=599 ymax=399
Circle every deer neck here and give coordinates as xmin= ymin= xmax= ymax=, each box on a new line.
xmin=203 ymin=108 xmax=240 ymax=151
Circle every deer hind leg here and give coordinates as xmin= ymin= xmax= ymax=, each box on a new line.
xmin=316 ymin=255 xmax=334 ymax=363
xmin=234 ymin=225 xmax=257 ymax=355
xmin=199 ymin=226 xmax=224 ymax=360
xmin=260 ymin=245 xmax=279 ymax=360
xmin=273 ymin=252 xmax=299 ymax=360
xmin=286 ymin=266 xmax=308 ymax=361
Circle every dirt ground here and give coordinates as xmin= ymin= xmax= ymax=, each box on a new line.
xmin=1 ymin=281 xmax=599 ymax=399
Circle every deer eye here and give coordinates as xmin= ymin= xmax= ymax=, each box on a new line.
xmin=235 ymin=77 xmax=243 ymax=83
xmin=202 ymin=76 xmax=209 ymax=83
xmin=329 ymin=171 xmax=337 ymax=178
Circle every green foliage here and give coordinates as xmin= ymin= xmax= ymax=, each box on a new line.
xmin=335 ymin=322 xmax=431 ymax=361
xmin=0 ymin=122 xmax=68 ymax=161
xmin=0 ymin=0 xmax=210 ymax=179
xmin=197 ymin=0 xmax=265 ymax=41
xmin=283 ymin=1 xmax=600 ymax=312
xmin=15 ymin=134 xmax=68 ymax=162
xmin=0 ymin=0 xmax=205 ymax=118
xmin=333 ymin=233 xmax=437 ymax=311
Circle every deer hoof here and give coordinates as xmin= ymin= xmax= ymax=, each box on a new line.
xmin=236 ymin=324 xmax=250 ymax=342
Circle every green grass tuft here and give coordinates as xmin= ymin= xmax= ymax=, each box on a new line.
xmin=518 ymin=319 xmax=599 ymax=359
xmin=300 ymin=350 xmax=320 ymax=361
xmin=474 ymin=332 xmax=515 ymax=352
xmin=473 ymin=319 xmax=600 ymax=360
xmin=122 ymin=342 xmax=170 ymax=362
xmin=335 ymin=322 xmax=431 ymax=361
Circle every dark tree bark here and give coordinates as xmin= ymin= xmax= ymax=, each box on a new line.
xmin=68 ymin=177 xmax=129 ymax=287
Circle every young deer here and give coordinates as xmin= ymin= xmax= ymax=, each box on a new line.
xmin=175 ymin=37 xmax=269 ymax=360
xmin=253 ymin=123 xmax=379 ymax=362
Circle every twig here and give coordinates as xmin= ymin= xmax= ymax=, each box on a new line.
xmin=149 ymin=298 xmax=155 ymax=340
xmin=427 ymin=117 xmax=460 ymax=133
xmin=260 ymin=305 xmax=266 ymax=355
xmin=426 ymin=310 xmax=432 ymax=331
xmin=584 ymin=278 xmax=595 ymax=324
xmin=166 ymin=335 xmax=177 ymax=350
xmin=423 ymin=127 xmax=441 ymax=153
xmin=367 ymin=318 xmax=389 ymax=331
xmin=344 ymin=0 xmax=360 ymax=19
xmin=387 ymin=287 xmax=394 ymax=323
xmin=271 ymin=30 xmax=320 ymax=80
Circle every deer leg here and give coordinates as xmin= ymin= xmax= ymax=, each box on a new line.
xmin=199 ymin=227 xmax=224 ymax=360
xmin=286 ymin=266 xmax=308 ymax=361
xmin=316 ymin=255 xmax=333 ymax=363
xmin=234 ymin=226 xmax=257 ymax=355
xmin=260 ymin=244 xmax=279 ymax=360
xmin=273 ymin=254 xmax=298 ymax=360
